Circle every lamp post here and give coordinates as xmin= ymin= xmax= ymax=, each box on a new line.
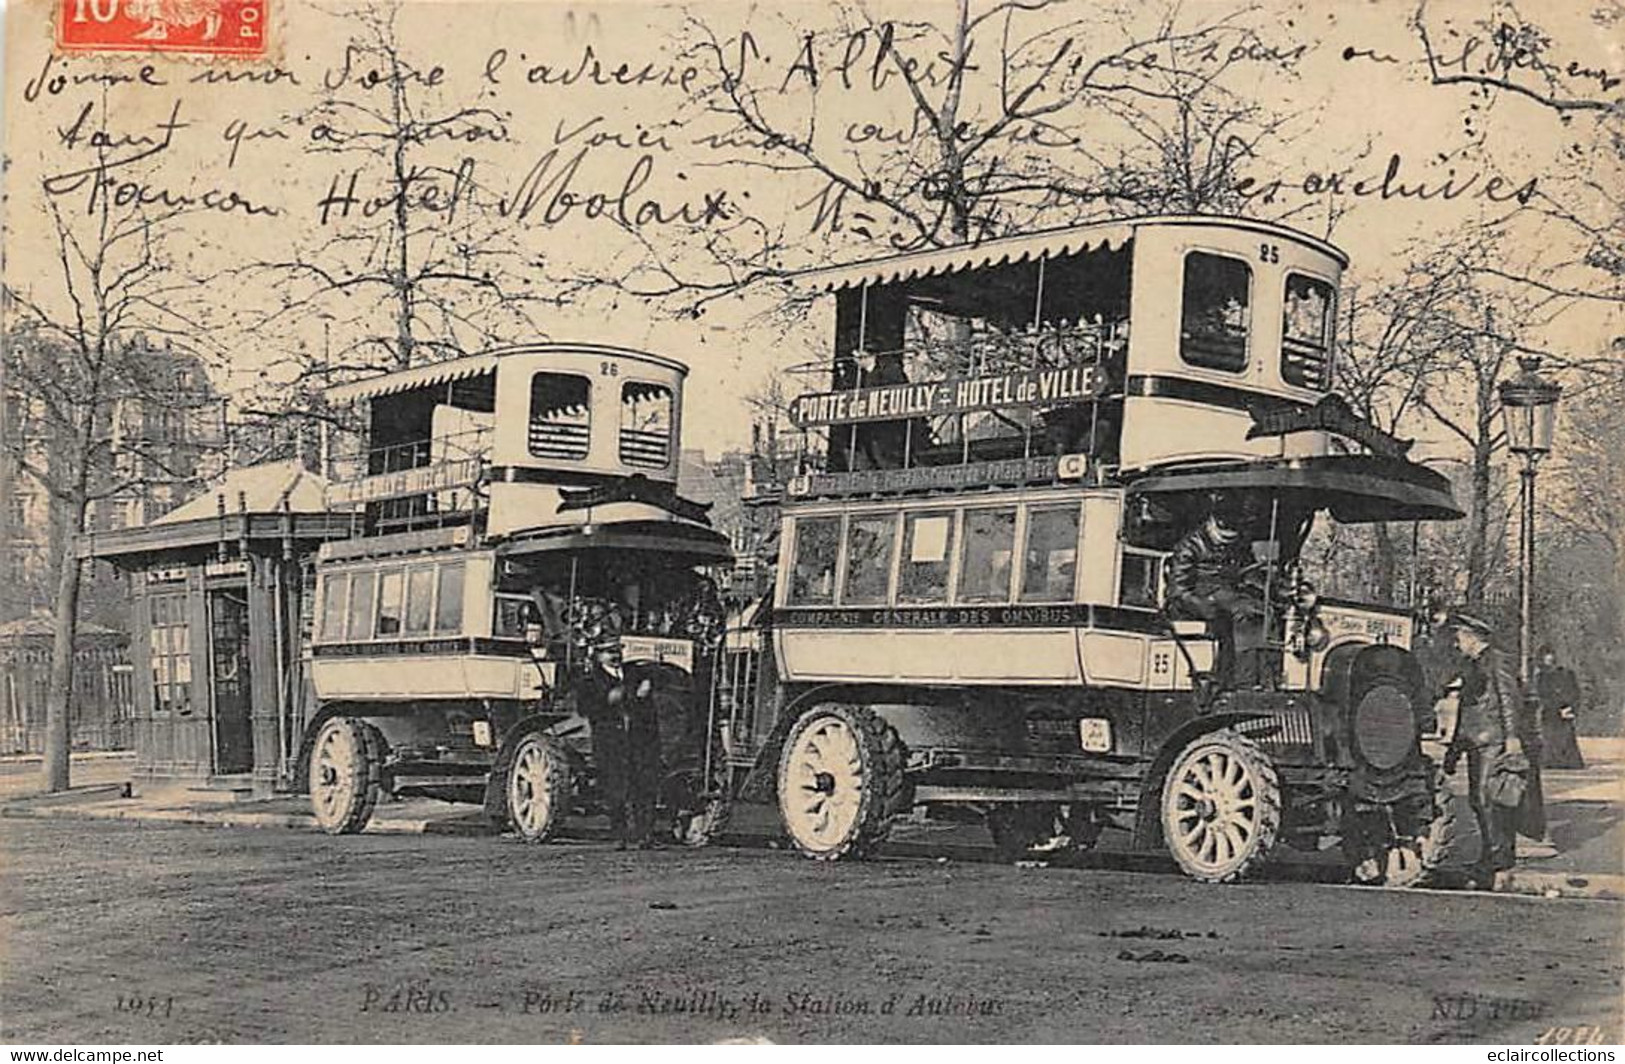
xmin=1498 ymin=357 xmax=1562 ymax=683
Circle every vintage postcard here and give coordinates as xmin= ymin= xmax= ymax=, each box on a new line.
xmin=1 ymin=0 xmax=1621 ymax=1047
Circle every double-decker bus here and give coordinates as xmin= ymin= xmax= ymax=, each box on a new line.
xmin=302 ymin=343 xmax=733 ymax=843
xmin=726 ymin=215 xmax=1464 ymax=885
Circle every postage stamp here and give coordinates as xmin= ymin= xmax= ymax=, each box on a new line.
xmin=55 ymin=0 xmax=267 ymax=57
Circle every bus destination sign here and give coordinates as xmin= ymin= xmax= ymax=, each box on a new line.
xmin=788 ymin=455 xmax=1077 ymax=498
xmin=789 ymin=365 xmax=1104 ymax=428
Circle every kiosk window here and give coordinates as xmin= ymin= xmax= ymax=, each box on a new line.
xmin=1180 ymin=252 xmax=1252 ymax=371
xmin=620 ymin=382 xmax=673 ymax=468
xmin=435 ymin=562 xmax=465 ymax=633
xmin=1120 ymin=551 xmax=1164 ymax=610
xmin=959 ymin=508 xmax=1017 ymax=603
xmin=346 ymin=572 xmax=377 ymax=640
xmin=374 ymin=570 xmax=405 ymax=637
xmin=528 ymin=372 xmax=591 ymax=460
xmin=842 ymin=514 xmax=896 ymax=606
xmin=788 ymin=517 xmax=840 ymax=605
xmin=149 ymin=593 xmax=192 ymax=715
xmin=1283 ymin=274 xmax=1335 ymax=389
xmin=1021 ymin=507 xmax=1079 ymax=602
xmin=319 ymin=573 xmax=349 ymax=643
xmin=404 ymin=567 xmax=434 ymax=635
xmin=899 ymin=511 xmax=955 ymax=603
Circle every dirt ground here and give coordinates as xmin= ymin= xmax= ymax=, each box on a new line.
xmin=1 ymin=818 xmax=1620 ymax=1045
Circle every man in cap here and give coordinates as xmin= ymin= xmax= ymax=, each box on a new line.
xmin=1165 ymin=493 xmax=1269 ymax=687
xmin=574 ymin=601 xmax=659 ymax=850
xmin=1445 ymin=612 xmax=1524 ymax=890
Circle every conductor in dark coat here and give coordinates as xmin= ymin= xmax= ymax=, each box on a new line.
xmin=1445 ymin=614 xmax=1523 ymax=888
xmin=577 ymin=613 xmax=661 ymax=850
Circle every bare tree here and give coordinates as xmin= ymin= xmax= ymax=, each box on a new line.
xmin=234 ymin=0 xmax=559 ymax=389
xmin=1397 ymin=231 xmax=1618 ymax=610
xmin=2 ymin=174 xmax=219 ymax=791
xmin=1411 ymin=2 xmax=1625 ymax=309
xmin=594 ymin=0 xmax=1311 ymax=315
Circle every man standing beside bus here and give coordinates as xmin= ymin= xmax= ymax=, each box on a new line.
xmin=577 ymin=603 xmax=661 ymax=850
xmin=1445 ymin=613 xmax=1524 ymax=891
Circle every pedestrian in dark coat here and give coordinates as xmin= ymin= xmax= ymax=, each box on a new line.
xmin=575 ymin=607 xmax=661 ymax=850
xmin=1535 ymin=647 xmax=1586 ymax=770
xmin=1445 ymin=613 xmax=1524 ymax=890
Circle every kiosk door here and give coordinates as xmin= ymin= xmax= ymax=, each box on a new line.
xmin=209 ymin=590 xmax=253 ymax=774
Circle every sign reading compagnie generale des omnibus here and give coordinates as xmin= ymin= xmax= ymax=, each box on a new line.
xmin=789 ymin=365 xmax=1105 ymax=428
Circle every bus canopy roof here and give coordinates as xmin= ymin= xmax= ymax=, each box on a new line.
xmin=1127 ymin=455 xmax=1463 ymax=523
xmin=791 ymin=214 xmax=1348 ymax=294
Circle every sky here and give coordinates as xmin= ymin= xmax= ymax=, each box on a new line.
xmin=1 ymin=0 xmax=1619 ymax=456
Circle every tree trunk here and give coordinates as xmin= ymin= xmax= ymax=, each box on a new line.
xmin=390 ymin=46 xmax=414 ymax=367
xmin=1372 ymin=521 xmax=1398 ymax=605
xmin=42 ymin=495 xmax=87 ymax=792
xmin=1464 ymin=439 xmax=1494 ymax=610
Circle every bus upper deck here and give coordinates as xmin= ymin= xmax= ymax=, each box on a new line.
xmin=784 ymin=214 xmax=1352 ymax=486
xmin=323 ymin=343 xmax=706 ymax=543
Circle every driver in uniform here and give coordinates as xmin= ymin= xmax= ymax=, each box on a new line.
xmin=1165 ymin=495 xmax=1268 ymax=688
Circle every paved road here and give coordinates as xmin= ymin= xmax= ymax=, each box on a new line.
xmin=1 ymin=818 xmax=1619 ymax=1044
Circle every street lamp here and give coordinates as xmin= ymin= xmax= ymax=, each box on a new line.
xmin=1498 ymin=356 xmax=1562 ymax=682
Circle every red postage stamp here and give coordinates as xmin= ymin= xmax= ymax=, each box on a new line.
xmin=56 ymin=0 xmax=268 ymax=57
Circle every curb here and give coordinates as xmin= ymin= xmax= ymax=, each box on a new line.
xmin=0 ymin=795 xmax=491 ymax=836
xmin=0 ymin=751 xmax=137 ymax=765
xmin=1501 ymin=870 xmax=1625 ymax=901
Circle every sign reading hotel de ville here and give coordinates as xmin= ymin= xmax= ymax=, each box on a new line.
xmin=790 ymin=365 xmax=1106 ymax=428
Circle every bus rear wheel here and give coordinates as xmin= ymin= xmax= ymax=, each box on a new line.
xmin=777 ymin=704 xmax=908 ymax=860
xmin=309 ymin=716 xmax=385 ymax=835
xmin=505 ymin=731 xmax=572 ymax=843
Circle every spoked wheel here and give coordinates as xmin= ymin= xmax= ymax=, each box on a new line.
xmin=1348 ymin=769 xmax=1459 ymax=887
xmin=505 ymin=731 xmax=572 ymax=843
xmin=1161 ymin=728 xmax=1281 ymax=882
xmin=309 ymin=716 xmax=385 ymax=835
xmin=986 ymin=803 xmax=1104 ymax=863
xmin=777 ymin=703 xmax=908 ymax=860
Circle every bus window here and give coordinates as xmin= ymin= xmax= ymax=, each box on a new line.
xmin=1283 ymin=273 xmax=1335 ymax=389
xmin=899 ymin=511 xmax=955 ymax=604
xmin=347 ymin=570 xmax=377 ymax=640
xmin=404 ymin=567 xmax=434 ymax=635
xmin=620 ymin=382 xmax=673 ymax=468
xmin=319 ymin=573 xmax=349 ymax=643
xmin=788 ymin=517 xmax=840 ymax=605
xmin=842 ymin=513 xmax=896 ymax=606
xmin=493 ymin=594 xmax=533 ymax=638
xmin=1180 ymin=252 xmax=1252 ymax=372
xmin=1021 ymin=507 xmax=1079 ymax=602
xmin=528 ymin=372 xmax=591 ymax=461
xmin=375 ymin=569 xmax=405 ymax=637
xmin=959 ymin=508 xmax=1017 ymax=603
xmin=435 ymin=562 xmax=465 ymax=633
xmin=1120 ymin=550 xmax=1164 ymax=610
